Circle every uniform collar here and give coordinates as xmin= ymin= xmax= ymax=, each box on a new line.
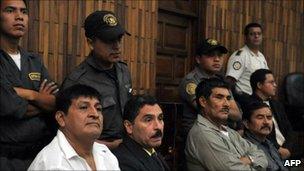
xmin=244 ymin=45 xmax=262 ymax=57
xmin=194 ymin=65 xmax=216 ymax=79
xmin=86 ymin=52 xmax=121 ymax=72
xmin=0 ymin=47 xmax=33 ymax=60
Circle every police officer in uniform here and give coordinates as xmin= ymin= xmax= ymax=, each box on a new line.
xmin=179 ymin=38 xmax=242 ymax=137
xmin=226 ymin=23 xmax=268 ymax=95
xmin=61 ymin=11 xmax=132 ymax=149
xmin=0 ymin=0 xmax=58 ymax=170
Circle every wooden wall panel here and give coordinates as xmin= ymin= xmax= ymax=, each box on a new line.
xmin=22 ymin=0 xmax=158 ymax=95
xmin=203 ymin=0 xmax=304 ymax=97
xmin=21 ymin=0 xmax=303 ymax=98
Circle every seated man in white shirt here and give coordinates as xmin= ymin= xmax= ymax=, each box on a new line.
xmin=28 ymin=84 xmax=120 ymax=170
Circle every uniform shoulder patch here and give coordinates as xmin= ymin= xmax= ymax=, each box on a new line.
xmin=236 ymin=50 xmax=242 ymax=56
xmin=186 ymin=83 xmax=197 ymax=95
xmin=233 ymin=61 xmax=242 ymax=70
xmin=28 ymin=72 xmax=41 ymax=81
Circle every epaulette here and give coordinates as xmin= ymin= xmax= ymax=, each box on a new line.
xmin=185 ymin=70 xmax=196 ymax=80
xmin=27 ymin=53 xmax=44 ymax=64
xmin=235 ymin=50 xmax=242 ymax=56
xmin=27 ymin=52 xmax=41 ymax=59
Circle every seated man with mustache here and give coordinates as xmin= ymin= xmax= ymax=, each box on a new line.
xmin=112 ymin=95 xmax=170 ymax=171
xmin=243 ymin=101 xmax=287 ymax=171
xmin=28 ymin=84 xmax=120 ymax=170
xmin=239 ymin=69 xmax=297 ymax=159
xmin=185 ymin=78 xmax=267 ymax=171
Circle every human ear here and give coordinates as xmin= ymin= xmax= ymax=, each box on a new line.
xmin=124 ymin=120 xmax=133 ymax=135
xmin=257 ymin=82 xmax=263 ymax=89
xmin=199 ymin=96 xmax=207 ymax=108
xmin=87 ymin=38 xmax=94 ymax=50
xmin=195 ymin=55 xmax=201 ymax=64
xmin=55 ymin=111 xmax=66 ymax=127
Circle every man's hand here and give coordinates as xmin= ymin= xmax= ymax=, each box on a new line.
xmin=240 ymin=156 xmax=252 ymax=165
xmin=14 ymin=87 xmax=37 ymax=101
xmin=13 ymin=79 xmax=57 ymax=112
xmin=96 ymin=139 xmax=123 ymax=150
xmin=13 ymin=80 xmax=58 ymax=100
xmin=278 ymin=147 xmax=291 ymax=159
xmin=39 ymin=79 xmax=58 ymax=95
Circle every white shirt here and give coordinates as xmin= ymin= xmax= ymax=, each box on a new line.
xmin=272 ymin=117 xmax=286 ymax=146
xmin=9 ymin=52 xmax=21 ymax=70
xmin=226 ymin=45 xmax=268 ymax=95
xmin=263 ymin=101 xmax=285 ymax=146
xmin=28 ymin=130 xmax=120 ymax=171
xmin=264 ymin=101 xmax=286 ymax=146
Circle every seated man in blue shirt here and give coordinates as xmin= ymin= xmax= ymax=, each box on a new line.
xmin=242 ymin=69 xmax=296 ymax=159
xmin=243 ymin=101 xmax=287 ymax=171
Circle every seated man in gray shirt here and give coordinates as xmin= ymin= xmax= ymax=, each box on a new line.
xmin=243 ymin=101 xmax=287 ymax=171
xmin=185 ymin=78 xmax=267 ymax=170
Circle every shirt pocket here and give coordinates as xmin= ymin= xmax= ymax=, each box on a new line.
xmin=101 ymin=96 xmax=116 ymax=109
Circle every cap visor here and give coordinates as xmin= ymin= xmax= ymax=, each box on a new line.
xmin=207 ymin=45 xmax=228 ymax=54
xmin=97 ymin=26 xmax=128 ymax=41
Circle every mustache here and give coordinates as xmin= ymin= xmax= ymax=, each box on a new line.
xmin=110 ymin=52 xmax=121 ymax=55
xmin=220 ymin=107 xmax=229 ymax=113
xmin=260 ymin=125 xmax=271 ymax=130
xmin=151 ymin=129 xmax=163 ymax=138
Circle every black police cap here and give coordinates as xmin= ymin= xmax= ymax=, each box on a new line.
xmin=196 ymin=38 xmax=228 ymax=56
xmin=84 ymin=10 xmax=130 ymax=42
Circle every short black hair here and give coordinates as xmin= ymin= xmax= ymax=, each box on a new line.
xmin=250 ymin=69 xmax=273 ymax=92
xmin=0 ymin=0 xmax=28 ymax=7
xmin=56 ymin=84 xmax=101 ymax=114
xmin=23 ymin=0 xmax=27 ymax=6
xmin=123 ymin=95 xmax=159 ymax=123
xmin=195 ymin=77 xmax=230 ymax=108
xmin=244 ymin=23 xmax=263 ymax=35
xmin=242 ymin=101 xmax=270 ymax=121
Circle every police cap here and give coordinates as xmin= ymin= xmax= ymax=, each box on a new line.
xmin=84 ymin=10 xmax=130 ymax=42
xmin=196 ymin=38 xmax=228 ymax=56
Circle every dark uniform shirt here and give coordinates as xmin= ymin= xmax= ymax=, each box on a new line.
xmin=0 ymin=48 xmax=54 ymax=169
xmin=61 ymin=53 xmax=132 ymax=140
xmin=244 ymin=130 xmax=287 ymax=171
xmin=179 ymin=66 xmax=222 ymax=137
